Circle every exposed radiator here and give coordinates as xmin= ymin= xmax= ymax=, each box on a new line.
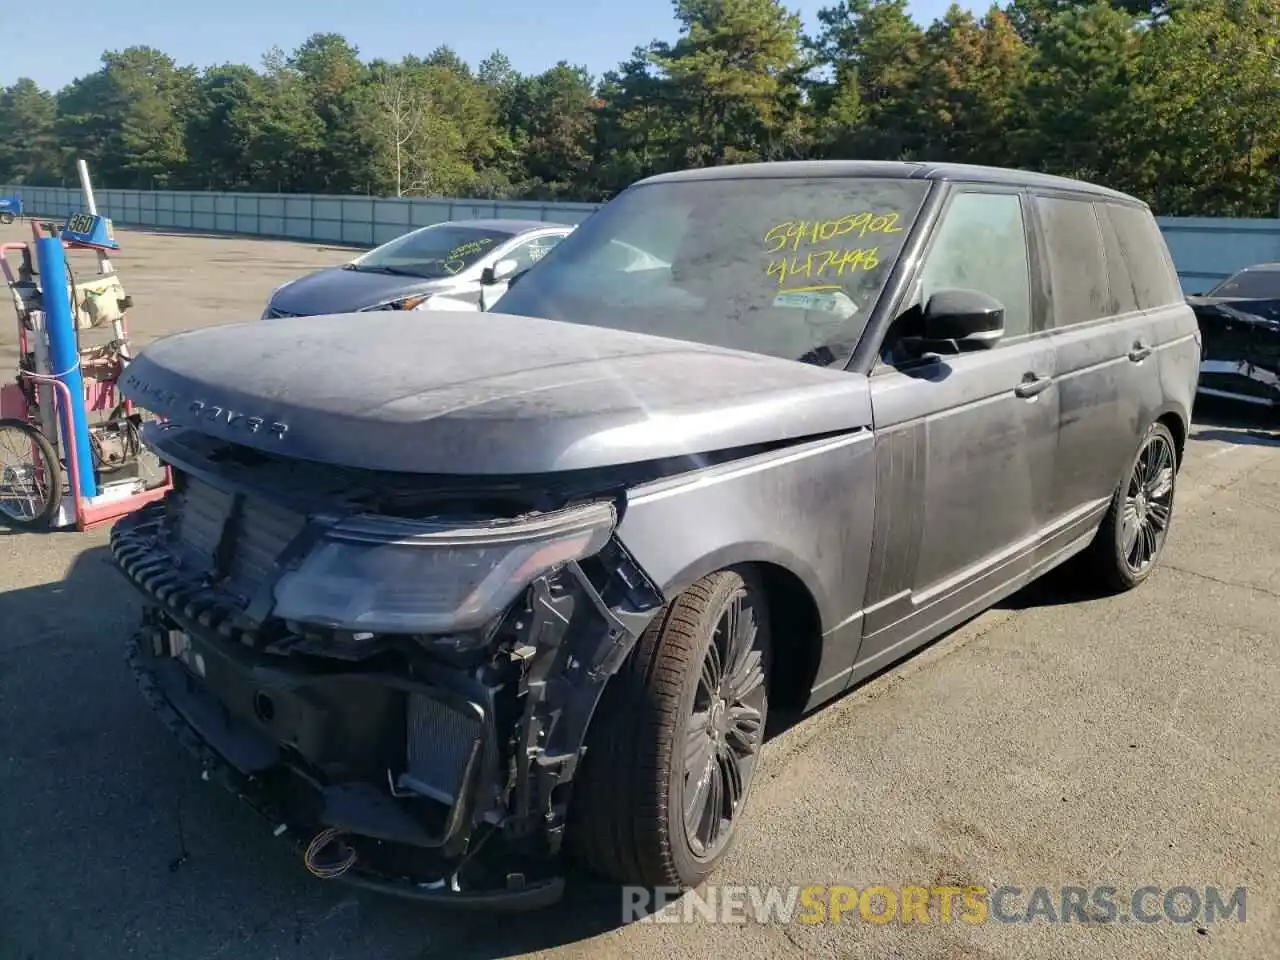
xmin=405 ymin=693 xmax=484 ymax=806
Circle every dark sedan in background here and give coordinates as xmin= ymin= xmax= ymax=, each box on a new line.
xmin=262 ymin=218 xmax=574 ymax=318
xmin=1187 ymin=261 xmax=1280 ymax=410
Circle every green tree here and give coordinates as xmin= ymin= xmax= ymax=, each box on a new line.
xmin=290 ymin=33 xmax=372 ymax=192
xmin=411 ymin=51 xmax=515 ymax=195
xmin=501 ymin=63 xmax=599 ymax=197
xmin=1130 ymin=0 xmax=1280 ymax=215
xmin=365 ymin=60 xmax=469 ymax=196
xmin=651 ymin=0 xmax=808 ymax=166
xmin=0 ymin=79 xmax=59 ymax=184
xmin=231 ymin=48 xmax=327 ymax=192
xmin=478 ymin=51 xmax=519 ymax=91
xmin=1016 ymin=2 xmax=1144 ymax=186
xmin=909 ymin=5 xmax=1032 ymax=164
xmin=186 ymin=64 xmax=268 ymax=189
xmin=593 ymin=46 xmax=684 ymax=194
xmin=8 ymin=8 xmax=1278 ymax=216
xmin=807 ymin=0 xmax=927 ymax=159
xmin=55 ymin=47 xmax=196 ymax=187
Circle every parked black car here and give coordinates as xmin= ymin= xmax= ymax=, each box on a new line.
xmin=1187 ymin=262 xmax=1280 ymax=410
xmin=111 ymin=161 xmax=1199 ymax=910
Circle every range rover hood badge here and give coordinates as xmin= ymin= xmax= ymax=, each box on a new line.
xmin=187 ymin=400 xmax=289 ymax=439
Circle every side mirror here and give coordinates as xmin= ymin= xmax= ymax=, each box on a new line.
xmin=908 ymin=288 xmax=1005 ymax=355
xmin=481 ymin=258 xmax=519 ymax=285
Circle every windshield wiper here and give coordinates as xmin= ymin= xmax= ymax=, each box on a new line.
xmin=344 ymin=263 xmax=423 ymax=277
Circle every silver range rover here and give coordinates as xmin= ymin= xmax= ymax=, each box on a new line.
xmin=111 ymin=161 xmax=1200 ymax=910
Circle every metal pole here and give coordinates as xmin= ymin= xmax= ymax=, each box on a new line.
xmin=35 ymin=236 xmax=98 ymax=501
xmin=77 ymin=159 xmax=113 ymax=275
xmin=76 ymin=158 xmax=128 ymax=355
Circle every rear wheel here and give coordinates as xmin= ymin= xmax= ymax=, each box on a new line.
xmin=0 ymin=418 xmax=62 ymax=528
xmin=0 ymin=212 xmax=14 ymax=225
xmin=570 ymin=569 xmax=770 ymax=888
xmin=1087 ymin=421 xmax=1177 ymax=592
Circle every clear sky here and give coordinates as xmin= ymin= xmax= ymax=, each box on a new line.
xmin=2 ymin=0 xmax=965 ymax=92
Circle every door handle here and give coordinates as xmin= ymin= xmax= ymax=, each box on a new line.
xmin=1128 ymin=341 xmax=1152 ymax=362
xmin=1014 ymin=373 xmax=1051 ymax=398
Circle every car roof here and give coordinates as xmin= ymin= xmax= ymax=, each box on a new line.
xmin=636 ymin=161 xmax=1144 ymax=206
xmin=442 ymin=218 xmax=572 ymax=234
xmin=1233 ymin=261 xmax=1280 ymax=273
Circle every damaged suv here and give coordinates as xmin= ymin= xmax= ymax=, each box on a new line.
xmin=113 ymin=161 xmax=1200 ymax=909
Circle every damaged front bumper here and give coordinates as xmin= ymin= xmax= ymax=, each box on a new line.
xmin=112 ymin=488 xmax=663 ymax=908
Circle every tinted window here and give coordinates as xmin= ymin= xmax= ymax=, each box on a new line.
xmin=1207 ymin=268 xmax=1280 ymax=299
xmin=1094 ymin=203 xmax=1139 ymax=315
xmin=353 ymin=224 xmax=514 ymax=279
xmin=917 ymin=191 xmax=1032 ymax=337
xmin=1102 ymin=204 xmax=1183 ymax=308
xmin=1035 ymin=196 xmax=1110 ymax=327
xmin=496 ymin=177 xmax=931 ymax=366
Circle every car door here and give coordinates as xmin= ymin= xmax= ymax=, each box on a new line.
xmin=1032 ymin=196 xmax=1164 ymax=541
xmin=854 ymin=187 xmax=1059 ymax=675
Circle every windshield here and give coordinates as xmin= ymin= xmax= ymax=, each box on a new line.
xmin=496 ymin=176 xmax=930 ymax=365
xmin=1208 ymin=268 xmax=1280 ymax=299
xmin=351 ymin=224 xmax=514 ymax=279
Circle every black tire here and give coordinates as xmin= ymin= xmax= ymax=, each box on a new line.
xmin=1086 ymin=420 xmax=1178 ymax=592
xmin=570 ymin=568 xmax=771 ymax=889
xmin=0 ymin=418 xmax=63 ymax=528
xmin=0 ymin=212 xmax=13 ymax=225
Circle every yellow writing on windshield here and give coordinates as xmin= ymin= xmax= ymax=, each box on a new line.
xmin=769 ymin=247 xmax=881 ymax=287
xmin=764 ymin=213 xmax=903 ymax=254
xmin=445 ymin=238 xmax=493 ymax=261
xmin=433 ymin=237 xmax=495 ymax=274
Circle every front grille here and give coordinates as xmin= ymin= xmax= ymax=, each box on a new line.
xmin=264 ymin=305 xmax=302 ymax=319
xmin=170 ymin=476 xmax=309 ymax=605
xmin=405 ymin=694 xmax=484 ymax=805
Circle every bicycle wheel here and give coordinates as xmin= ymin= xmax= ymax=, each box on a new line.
xmin=0 ymin=418 xmax=63 ymax=528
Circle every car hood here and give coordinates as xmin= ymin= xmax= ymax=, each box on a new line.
xmin=269 ymin=266 xmax=455 ymax=316
xmin=1186 ymin=295 xmax=1280 ymax=327
xmin=121 ymin=311 xmax=873 ymax=475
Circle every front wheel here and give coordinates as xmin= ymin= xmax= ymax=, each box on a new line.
xmin=1087 ymin=421 xmax=1178 ymax=592
xmin=0 ymin=418 xmax=63 ymax=528
xmin=570 ymin=569 xmax=771 ymax=889
xmin=0 ymin=212 xmax=14 ymax=225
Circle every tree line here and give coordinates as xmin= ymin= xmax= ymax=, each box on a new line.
xmin=0 ymin=0 xmax=1277 ymax=217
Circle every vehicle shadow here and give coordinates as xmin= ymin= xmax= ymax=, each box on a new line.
xmin=1192 ymin=427 xmax=1280 ymax=447
xmin=1189 ymin=397 xmax=1278 ymax=445
xmin=1003 ymin=398 xmax=1280 ymax=613
xmin=0 ymin=542 xmax=651 ymax=960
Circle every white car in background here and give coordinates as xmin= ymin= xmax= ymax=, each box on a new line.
xmin=263 ymin=219 xmax=575 ymax=318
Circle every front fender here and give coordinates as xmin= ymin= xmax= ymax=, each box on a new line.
xmin=615 ymin=429 xmax=877 ymax=695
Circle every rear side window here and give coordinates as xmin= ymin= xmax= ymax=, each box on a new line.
xmin=1034 ymin=196 xmax=1110 ymax=327
xmin=1102 ymin=204 xmax=1183 ymax=308
xmin=1094 ymin=203 xmax=1139 ymax=315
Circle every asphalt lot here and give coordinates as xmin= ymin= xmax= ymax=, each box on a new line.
xmin=1 ymin=222 xmax=1278 ymax=960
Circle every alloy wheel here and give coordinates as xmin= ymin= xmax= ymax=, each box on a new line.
xmin=1121 ymin=430 xmax=1176 ymax=575
xmin=681 ymin=586 xmax=767 ymax=860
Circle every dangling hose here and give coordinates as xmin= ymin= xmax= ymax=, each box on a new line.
xmin=303 ymin=827 xmax=358 ymax=880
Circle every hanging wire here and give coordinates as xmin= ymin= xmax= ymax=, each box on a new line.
xmin=303 ymin=827 xmax=358 ymax=880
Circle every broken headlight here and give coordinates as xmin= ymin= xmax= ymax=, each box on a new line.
xmin=271 ymin=501 xmax=616 ymax=635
